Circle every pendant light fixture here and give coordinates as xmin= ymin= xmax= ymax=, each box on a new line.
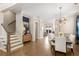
xmin=59 ymin=7 xmax=62 ymax=24
xmin=58 ymin=6 xmax=66 ymax=32
xmin=59 ymin=7 xmax=66 ymax=24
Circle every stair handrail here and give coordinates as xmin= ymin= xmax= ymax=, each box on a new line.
xmin=1 ymin=24 xmax=13 ymax=34
xmin=8 ymin=20 xmax=16 ymax=25
xmin=1 ymin=24 xmax=7 ymax=33
xmin=1 ymin=24 xmax=10 ymax=53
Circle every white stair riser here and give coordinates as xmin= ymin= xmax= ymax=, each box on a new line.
xmin=10 ymin=37 xmax=20 ymax=40
xmin=10 ymin=40 xmax=21 ymax=43
xmin=10 ymin=35 xmax=20 ymax=37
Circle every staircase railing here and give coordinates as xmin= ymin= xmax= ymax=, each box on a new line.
xmin=1 ymin=24 xmax=23 ymax=54
xmin=1 ymin=24 xmax=7 ymax=33
xmin=8 ymin=20 xmax=16 ymax=25
xmin=0 ymin=24 xmax=8 ymax=52
xmin=1 ymin=24 xmax=12 ymax=53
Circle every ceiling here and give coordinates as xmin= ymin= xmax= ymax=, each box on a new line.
xmin=0 ymin=3 xmax=16 ymax=11
xmin=1 ymin=3 xmax=79 ymax=21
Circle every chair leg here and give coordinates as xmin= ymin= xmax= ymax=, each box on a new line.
xmin=50 ymin=45 xmax=53 ymax=52
xmin=71 ymin=49 xmax=74 ymax=55
xmin=51 ymin=45 xmax=55 ymax=55
xmin=51 ymin=46 xmax=53 ymax=50
xmin=55 ymin=51 xmax=56 ymax=56
xmin=64 ymin=53 xmax=66 ymax=56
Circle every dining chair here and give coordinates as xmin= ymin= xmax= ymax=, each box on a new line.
xmin=66 ymin=34 xmax=75 ymax=55
xmin=48 ymin=33 xmax=55 ymax=49
xmin=55 ymin=37 xmax=66 ymax=55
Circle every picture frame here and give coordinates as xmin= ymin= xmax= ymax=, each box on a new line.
xmin=23 ymin=16 xmax=30 ymax=35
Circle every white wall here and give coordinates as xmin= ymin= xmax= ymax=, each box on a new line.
xmin=16 ymin=11 xmax=24 ymax=47
xmin=0 ymin=12 xmax=3 ymax=36
xmin=0 ymin=12 xmax=7 ymax=52
xmin=30 ymin=17 xmax=40 ymax=41
xmin=34 ymin=19 xmax=40 ymax=40
xmin=60 ymin=16 xmax=76 ymax=34
xmin=39 ymin=20 xmax=44 ymax=39
xmin=0 ymin=12 xmax=3 ymax=24
xmin=29 ymin=17 xmax=35 ymax=41
xmin=0 ymin=12 xmax=4 ymax=39
xmin=16 ymin=11 xmax=24 ymax=35
xmin=3 ymin=11 xmax=16 ymax=33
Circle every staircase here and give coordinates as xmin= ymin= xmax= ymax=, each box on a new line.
xmin=0 ymin=24 xmax=23 ymax=53
xmin=9 ymin=34 xmax=23 ymax=51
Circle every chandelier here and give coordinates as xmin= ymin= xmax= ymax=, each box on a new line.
xmin=59 ymin=7 xmax=66 ymax=24
xmin=58 ymin=7 xmax=66 ymax=32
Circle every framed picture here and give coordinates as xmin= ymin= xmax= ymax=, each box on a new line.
xmin=23 ymin=16 xmax=30 ymax=35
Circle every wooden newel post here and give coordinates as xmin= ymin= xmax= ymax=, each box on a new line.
xmin=7 ymin=33 xmax=10 ymax=54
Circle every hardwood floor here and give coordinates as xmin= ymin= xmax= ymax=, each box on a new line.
xmin=0 ymin=36 xmax=79 ymax=56
xmin=9 ymin=37 xmax=52 ymax=56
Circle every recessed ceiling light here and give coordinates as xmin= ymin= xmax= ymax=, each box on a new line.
xmin=74 ymin=3 xmax=78 ymax=5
